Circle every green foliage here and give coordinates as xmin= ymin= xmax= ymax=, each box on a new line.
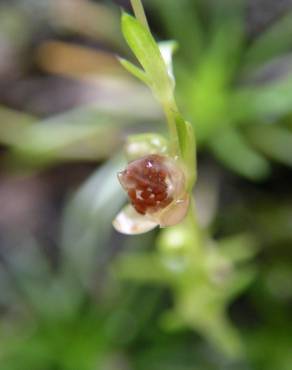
xmin=115 ymin=0 xmax=254 ymax=357
xmin=0 ymin=106 xmax=122 ymax=167
xmin=116 ymin=211 xmax=257 ymax=357
xmin=0 ymin=1 xmax=292 ymax=370
xmin=149 ymin=0 xmax=292 ymax=180
xmin=121 ymin=13 xmax=174 ymax=103
xmin=209 ymin=127 xmax=270 ymax=180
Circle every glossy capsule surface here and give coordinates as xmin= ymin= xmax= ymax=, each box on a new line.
xmin=118 ymin=155 xmax=173 ymax=215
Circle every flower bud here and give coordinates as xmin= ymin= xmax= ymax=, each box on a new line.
xmin=118 ymin=154 xmax=184 ymax=215
xmin=113 ymin=154 xmax=189 ymax=234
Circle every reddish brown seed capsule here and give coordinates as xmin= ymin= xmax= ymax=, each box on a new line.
xmin=118 ymin=154 xmax=184 ymax=215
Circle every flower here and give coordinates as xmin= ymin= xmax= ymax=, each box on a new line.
xmin=113 ymin=154 xmax=190 ymax=234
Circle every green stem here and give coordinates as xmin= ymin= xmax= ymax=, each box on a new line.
xmin=163 ymin=104 xmax=180 ymax=157
xmin=187 ymin=198 xmax=203 ymax=250
xmin=130 ymin=0 xmax=150 ymax=32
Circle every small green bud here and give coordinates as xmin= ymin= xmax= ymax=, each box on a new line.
xmin=125 ymin=134 xmax=168 ymax=161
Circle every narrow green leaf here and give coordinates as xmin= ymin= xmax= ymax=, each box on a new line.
xmin=244 ymin=11 xmax=292 ymax=71
xmin=12 ymin=117 xmax=120 ymax=166
xmin=61 ymin=155 xmax=125 ymax=286
xmin=227 ymin=268 xmax=257 ymax=300
xmin=149 ymin=0 xmax=203 ymax=64
xmin=0 ymin=106 xmax=36 ymax=146
xmin=121 ymin=13 xmax=173 ymax=101
xmin=244 ymin=124 xmax=292 ymax=167
xmin=115 ymin=253 xmax=171 ymax=283
xmin=232 ymin=77 xmax=292 ymax=122
xmin=119 ymin=57 xmax=150 ymax=85
xmin=207 ymin=0 xmax=245 ymax=22
xmin=209 ymin=127 xmax=270 ymax=180
xmin=219 ymin=234 xmax=259 ymax=263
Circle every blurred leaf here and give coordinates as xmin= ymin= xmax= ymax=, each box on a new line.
xmin=149 ymin=0 xmax=203 ymax=64
xmin=37 ymin=41 xmax=125 ymax=78
xmin=61 ymin=155 xmax=125 ymax=287
xmin=246 ymin=325 xmax=292 ymax=370
xmin=244 ymin=124 xmax=292 ymax=167
xmin=6 ymin=105 xmax=122 ymax=166
xmin=50 ymin=0 xmax=123 ymax=49
xmin=115 ymin=253 xmax=171 ymax=284
xmin=204 ymin=0 xmax=245 ymax=23
xmin=218 ymin=234 xmax=259 ymax=263
xmin=253 ymin=202 xmax=292 ymax=244
xmin=0 ymin=106 xmax=36 ymax=145
xmin=180 ymin=25 xmax=242 ymax=143
xmin=233 ymin=77 xmax=292 ymax=122
xmin=0 ymin=264 xmax=22 ymax=307
xmin=226 ymin=267 xmax=257 ymax=300
xmin=0 ymin=237 xmax=82 ymax=319
xmin=205 ymin=0 xmax=244 ymax=72
xmin=240 ymin=54 xmax=292 ymax=86
xmin=244 ymin=11 xmax=292 ymax=71
xmin=209 ymin=127 xmax=270 ymax=180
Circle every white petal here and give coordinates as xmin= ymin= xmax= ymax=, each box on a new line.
xmin=159 ymin=41 xmax=177 ymax=86
xmin=158 ymin=194 xmax=190 ymax=227
xmin=113 ymin=205 xmax=158 ymax=235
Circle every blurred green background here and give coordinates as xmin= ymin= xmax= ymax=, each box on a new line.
xmin=0 ymin=0 xmax=292 ymax=369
